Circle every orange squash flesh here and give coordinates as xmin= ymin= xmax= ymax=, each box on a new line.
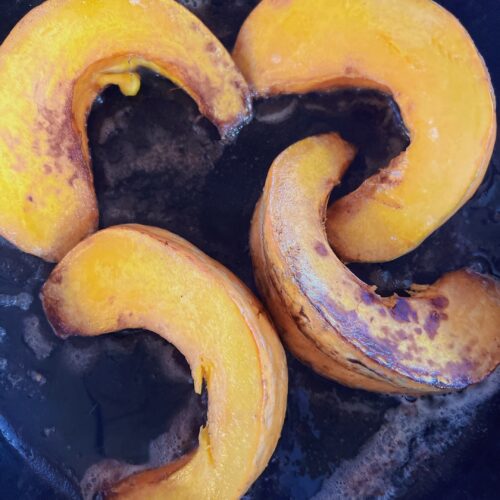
xmin=234 ymin=0 xmax=496 ymax=263
xmin=251 ymin=134 xmax=500 ymax=394
xmin=0 ymin=0 xmax=251 ymax=262
xmin=42 ymin=224 xmax=287 ymax=499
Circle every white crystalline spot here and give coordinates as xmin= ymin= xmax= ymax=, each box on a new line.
xmin=429 ymin=127 xmax=439 ymax=141
xmin=129 ymin=0 xmax=141 ymax=5
xmin=390 ymin=170 xmax=403 ymax=179
xmin=43 ymin=427 xmax=55 ymax=438
xmin=0 ymin=326 xmax=6 ymax=342
xmin=23 ymin=316 xmax=55 ymax=360
xmin=30 ymin=370 xmax=47 ymax=385
xmin=0 ymin=292 xmax=33 ymax=311
xmin=271 ymin=54 xmax=282 ymax=64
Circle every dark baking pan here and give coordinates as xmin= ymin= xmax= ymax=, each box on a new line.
xmin=0 ymin=1 xmax=499 ymax=499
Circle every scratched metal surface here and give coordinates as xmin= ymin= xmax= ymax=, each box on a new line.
xmin=0 ymin=1 xmax=499 ymax=499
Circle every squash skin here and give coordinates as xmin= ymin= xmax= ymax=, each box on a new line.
xmin=41 ymin=224 xmax=287 ymax=499
xmin=0 ymin=0 xmax=251 ymax=262
xmin=251 ymin=134 xmax=500 ymax=394
xmin=234 ymin=0 xmax=496 ymax=263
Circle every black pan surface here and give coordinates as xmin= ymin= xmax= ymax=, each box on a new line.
xmin=0 ymin=1 xmax=499 ymax=499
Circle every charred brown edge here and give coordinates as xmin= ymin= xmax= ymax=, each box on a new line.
xmin=257 ymin=192 xmax=485 ymax=391
xmin=295 ymin=263 xmax=493 ymax=390
xmin=40 ymin=267 xmax=81 ymax=339
xmin=255 ymin=206 xmax=402 ymax=390
xmin=266 ymin=255 xmax=400 ymax=389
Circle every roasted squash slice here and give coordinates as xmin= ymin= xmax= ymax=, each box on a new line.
xmin=42 ymin=224 xmax=287 ymax=499
xmin=234 ymin=0 xmax=496 ymax=262
xmin=251 ymin=134 xmax=500 ymax=394
xmin=0 ymin=0 xmax=251 ymax=262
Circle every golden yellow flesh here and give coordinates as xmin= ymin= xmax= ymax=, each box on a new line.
xmin=42 ymin=225 xmax=287 ymax=499
xmin=234 ymin=0 xmax=496 ymax=263
xmin=252 ymin=134 xmax=500 ymax=394
xmin=0 ymin=0 xmax=251 ymax=262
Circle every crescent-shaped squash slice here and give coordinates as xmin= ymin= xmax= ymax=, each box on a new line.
xmin=41 ymin=224 xmax=287 ymax=499
xmin=251 ymin=134 xmax=500 ymax=394
xmin=234 ymin=0 xmax=496 ymax=263
xmin=0 ymin=0 xmax=251 ymax=262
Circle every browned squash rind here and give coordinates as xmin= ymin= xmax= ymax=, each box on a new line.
xmin=251 ymin=133 xmax=500 ymax=394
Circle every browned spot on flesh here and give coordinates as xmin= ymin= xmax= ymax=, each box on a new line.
xmin=2 ymin=131 xmax=20 ymax=149
xmin=116 ymin=311 xmax=135 ymax=329
xmin=396 ymin=329 xmax=408 ymax=341
xmin=443 ymin=358 xmax=479 ymax=386
xmin=377 ymin=336 xmax=400 ymax=356
xmin=378 ymin=171 xmax=404 ymax=192
xmin=390 ymin=298 xmax=418 ymax=323
xmin=314 ymin=241 xmax=329 ymax=257
xmin=291 ymin=307 xmax=310 ymax=328
xmin=67 ymin=142 xmax=84 ymax=164
xmin=414 ymin=327 xmax=422 ymax=335
xmin=36 ymin=93 xmax=90 ymax=185
xmin=430 ymin=296 xmax=449 ymax=309
xmin=190 ymin=21 xmax=201 ymax=32
xmin=68 ymin=172 xmax=79 ymax=187
xmin=206 ymin=41 xmax=217 ymax=53
xmin=320 ymin=296 xmax=382 ymax=353
xmin=424 ymin=310 xmax=448 ymax=340
xmin=10 ymin=159 xmax=25 ymax=172
xmin=27 ymin=195 xmax=34 ymax=203
xmin=117 ymin=313 xmax=130 ymax=329
xmin=32 ymin=137 xmax=41 ymax=156
xmin=424 ymin=311 xmax=440 ymax=339
xmin=49 ymin=270 xmax=63 ymax=285
xmin=168 ymin=61 xmax=228 ymax=135
xmin=360 ymin=290 xmax=376 ymax=305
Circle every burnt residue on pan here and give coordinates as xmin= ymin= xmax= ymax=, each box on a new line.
xmin=0 ymin=1 xmax=499 ymax=499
